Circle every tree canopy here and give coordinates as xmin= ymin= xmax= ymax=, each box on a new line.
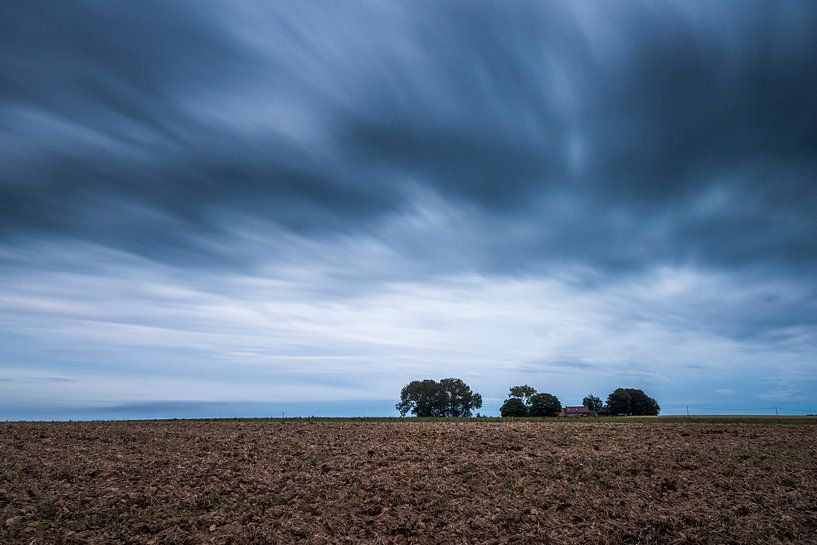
xmin=500 ymin=397 xmax=528 ymax=417
xmin=502 ymin=386 xmax=561 ymax=417
xmin=508 ymin=385 xmax=537 ymax=404
xmin=605 ymin=388 xmax=660 ymax=416
xmin=582 ymin=394 xmax=603 ymax=413
xmin=528 ymin=393 xmax=561 ymax=417
xmin=439 ymin=378 xmax=483 ymax=417
xmin=396 ymin=378 xmax=482 ymax=417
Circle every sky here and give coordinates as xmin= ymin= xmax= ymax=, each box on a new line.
xmin=1 ymin=1 xmax=816 ymax=419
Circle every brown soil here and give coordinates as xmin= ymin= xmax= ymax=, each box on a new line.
xmin=1 ymin=420 xmax=816 ymax=544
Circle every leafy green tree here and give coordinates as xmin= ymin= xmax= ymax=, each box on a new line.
xmin=508 ymin=385 xmax=537 ymax=405
xmin=396 ymin=379 xmax=446 ymax=417
xmin=396 ymin=378 xmax=482 ymax=417
xmin=605 ymin=388 xmax=660 ymax=416
xmin=440 ymin=377 xmax=483 ymax=417
xmin=582 ymin=394 xmax=603 ymax=414
xmin=500 ymin=397 xmax=529 ymax=417
xmin=528 ymin=393 xmax=561 ymax=417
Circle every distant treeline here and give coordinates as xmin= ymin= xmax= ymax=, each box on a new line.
xmin=396 ymin=379 xmax=660 ymax=417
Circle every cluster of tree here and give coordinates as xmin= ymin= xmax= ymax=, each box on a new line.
xmin=500 ymin=385 xmax=562 ymax=417
xmin=396 ymin=379 xmax=660 ymax=417
xmin=499 ymin=386 xmax=660 ymax=417
xmin=602 ymin=388 xmax=660 ymax=416
xmin=395 ymin=378 xmax=483 ymax=417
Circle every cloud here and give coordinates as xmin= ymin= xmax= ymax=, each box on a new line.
xmin=1 ymin=1 xmax=816 ymax=415
xmin=1 ymin=245 xmax=815 ymax=411
xmin=1 ymin=1 xmax=815 ymax=277
xmin=0 ymin=374 xmax=76 ymax=383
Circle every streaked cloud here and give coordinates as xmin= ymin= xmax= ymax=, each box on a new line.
xmin=1 ymin=1 xmax=815 ymax=416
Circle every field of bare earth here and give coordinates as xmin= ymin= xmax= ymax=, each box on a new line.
xmin=1 ymin=419 xmax=816 ymax=544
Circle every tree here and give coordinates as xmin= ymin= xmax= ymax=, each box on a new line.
xmin=396 ymin=378 xmax=482 ymax=417
xmin=440 ymin=377 xmax=483 ymax=417
xmin=528 ymin=393 xmax=561 ymax=417
xmin=396 ymin=379 xmax=446 ymax=417
xmin=605 ymin=388 xmax=660 ymax=416
xmin=508 ymin=385 xmax=537 ymax=405
xmin=500 ymin=397 xmax=528 ymax=417
xmin=582 ymin=394 xmax=603 ymax=414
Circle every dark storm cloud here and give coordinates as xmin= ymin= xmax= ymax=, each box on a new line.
xmin=0 ymin=1 xmax=404 ymax=267
xmin=1 ymin=0 xmax=816 ymax=276
xmin=579 ymin=3 xmax=817 ymax=271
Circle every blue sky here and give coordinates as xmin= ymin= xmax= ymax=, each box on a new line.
xmin=1 ymin=1 xmax=816 ymax=419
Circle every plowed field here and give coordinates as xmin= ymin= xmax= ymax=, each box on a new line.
xmin=2 ymin=420 xmax=816 ymax=544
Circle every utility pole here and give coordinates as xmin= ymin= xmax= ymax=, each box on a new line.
xmin=686 ymin=405 xmax=689 ymax=417
xmin=775 ymin=407 xmax=779 ymax=416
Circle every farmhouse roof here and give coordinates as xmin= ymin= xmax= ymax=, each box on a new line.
xmin=561 ymin=405 xmax=595 ymax=415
